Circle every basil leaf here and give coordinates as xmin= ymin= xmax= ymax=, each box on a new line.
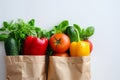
xmin=60 ymin=20 xmax=69 ymax=32
xmin=86 ymin=26 xmax=95 ymax=37
xmin=52 ymin=20 xmax=69 ymax=34
xmin=59 ymin=20 xmax=68 ymax=28
xmin=73 ymin=24 xmax=81 ymax=35
xmin=81 ymin=28 xmax=87 ymax=40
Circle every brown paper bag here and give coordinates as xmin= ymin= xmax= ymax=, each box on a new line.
xmin=48 ymin=56 xmax=91 ymax=80
xmin=5 ymin=56 xmax=46 ymax=80
xmin=6 ymin=56 xmax=90 ymax=80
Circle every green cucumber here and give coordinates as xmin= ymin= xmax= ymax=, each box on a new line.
xmin=66 ymin=26 xmax=78 ymax=42
xmin=4 ymin=36 xmax=19 ymax=55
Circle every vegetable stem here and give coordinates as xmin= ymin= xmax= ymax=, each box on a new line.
xmin=75 ymin=28 xmax=81 ymax=41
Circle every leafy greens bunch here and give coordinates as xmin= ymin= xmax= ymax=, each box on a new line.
xmin=0 ymin=19 xmax=43 ymax=54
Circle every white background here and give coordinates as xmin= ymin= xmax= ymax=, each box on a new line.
xmin=0 ymin=0 xmax=120 ymax=80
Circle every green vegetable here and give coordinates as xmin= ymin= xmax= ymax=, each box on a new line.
xmin=73 ymin=24 xmax=81 ymax=35
xmin=0 ymin=19 xmax=43 ymax=55
xmin=66 ymin=26 xmax=78 ymax=42
xmin=0 ymin=33 xmax=8 ymax=41
xmin=86 ymin=26 xmax=95 ymax=37
xmin=42 ymin=30 xmax=53 ymax=39
xmin=4 ymin=36 xmax=19 ymax=55
xmin=73 ymin=24 xmax=95 ymax=40
xmin=0 ymin=19 xmax=95 ymax=56
xmin=53 ymin=20 xmax=69 ymax=33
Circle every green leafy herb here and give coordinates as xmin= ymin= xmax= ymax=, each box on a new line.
xmin=0 ymin=33 xmax=9 ymax=41
xmin=82 ymin=26 xmax=95 ymax=40
xmin=73 ymin=24 xmax=81 ymax=35
xmin=0 ymin=19 xmax=43 ymax=55
xmin=86 ymin=26 xmax=95 ymax=37
xmin=53 ymin=20 xmax=69 ymax=33
xmin=73 ymin=24 xmax=95 ymax=40
xmin=28 ymin=19 xmax=35 ymax=26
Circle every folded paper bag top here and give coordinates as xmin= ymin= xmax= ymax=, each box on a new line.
xmin=6 ymin=56 xmax=45 ymax=64
xmin=6 ymin=56 xmax=46 ymax=80
xmin=48 ymin=56 xmax=91 ymax=80
xmin=5 ymin=56 xmax=91 ymax=80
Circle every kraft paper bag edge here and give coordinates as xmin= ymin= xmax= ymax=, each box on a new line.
xmin=48 ymin=56 xmax=91 ymax=80
xmin=5 ymin=56 xmax=46 ymax=80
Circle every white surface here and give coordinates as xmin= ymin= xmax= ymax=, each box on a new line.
xmin=0 ymin=0 xmax=120 ymax=80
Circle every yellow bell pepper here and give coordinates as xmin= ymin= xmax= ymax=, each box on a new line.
xmin=69 ymin=25 xmax=91 ymax=56
xmin=70 ymin=41 xmax=90 ymax=56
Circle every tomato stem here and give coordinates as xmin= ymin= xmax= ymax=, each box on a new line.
xmin=54 ymin=37 xmax=61 ymax=45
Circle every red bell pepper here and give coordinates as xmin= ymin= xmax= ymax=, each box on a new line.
xmin=23 ymin=36 xmax=33 ymax=55
xmin=23 ymin=36 xmax=48 ymax=55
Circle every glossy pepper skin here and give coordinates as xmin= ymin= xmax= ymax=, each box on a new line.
xmin=70 ymin=41 xmax=90 ymax=56
xmin=23 ymin=36 xmax=33 ymax=55
xmin=23 ymin=36 xmax=48 ymax=55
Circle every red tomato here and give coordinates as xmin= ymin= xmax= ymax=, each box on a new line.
xmin=50 ymin=33 xmax=70 ymax=53
xmin=85 ymin=40 xmax=93 ymax=53
xmin=53 ymin=53 xmax=69 ymax=57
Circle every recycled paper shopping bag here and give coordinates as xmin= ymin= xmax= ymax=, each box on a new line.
xmin=5 ymin=56 xmax=46 ymax=80
xmin=6 ymin=56 xmax=91 ymax=80
xmin=48 ymin=56 xmax=91 ymax=80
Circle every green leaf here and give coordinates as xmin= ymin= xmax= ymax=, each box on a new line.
xmin=41 ymin=30 xmax=52 ymax=39
xmin=35 ymin=27 xmax=42 ymax=38
xmin=3 ymin=21 xmax=9 ymax=28
xmin=80 ymin=28 xmax=87 ymax=40
xmin=86 ymin=26 xmax=95 ymax=37
xmin=28 ymin=19 xmax=35 ymax=26
xmin=0 ymin=33 xmax=8 ymax=41
xmin=54 ymin=20 xmax=69 ymax=33
xmin=20 ymin=34 xmax=25 ymax=39
xmin=59 ymin=20 xmax=69 ymax=32
xmin=59 ymin=20 xmax=69 ymax=28
xmin=0 ymin=27 xmax=6 ymax=31
xmin=73 ymin=24 xmax=81 ymax=34
xmin=17 ymin=19 xmax=26 ymax=29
